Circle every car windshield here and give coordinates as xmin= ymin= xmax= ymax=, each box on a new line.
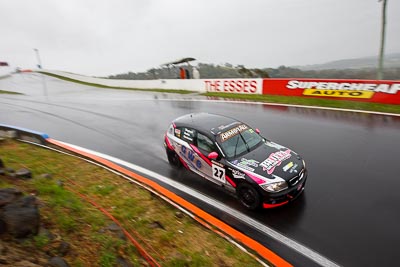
xmin=217 ymin=126 xmax=263 ymax=158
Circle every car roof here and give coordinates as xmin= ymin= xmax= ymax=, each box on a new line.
xmin=173 ymin=113 xmax=242 ymax=136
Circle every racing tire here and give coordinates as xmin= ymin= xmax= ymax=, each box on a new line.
xmin=166 ymin=149 xmax=182 ymax=168
xmin=236 ymin=183 xmax=261 ymax=210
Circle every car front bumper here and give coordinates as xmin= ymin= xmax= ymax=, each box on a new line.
xmin=262 ymin=169 xmax=308 ymax=208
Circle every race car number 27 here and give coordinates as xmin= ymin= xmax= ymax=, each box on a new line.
xmin=212 ymin=164 xmax=226 ymax=183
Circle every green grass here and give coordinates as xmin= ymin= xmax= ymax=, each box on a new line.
xmin=93 ymin=184 xmax=116 ymax=196
xmin=0 ymin=139 xmax=264 ymax=267
xmin=203 ymin=92 xmax=400 ymax=114
xmin=39 ymin=71 xmax=196 ymax=94
xmin=33 ymin=233 xmax=50 ymax=248
xmin=99 ymin=251 xmax=117 ymax=267
xmin=0 ymin=89 xmax=22 ymax=95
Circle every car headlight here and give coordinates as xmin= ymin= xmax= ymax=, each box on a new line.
xmin=260 ymin=181 xmax=288 ymax=192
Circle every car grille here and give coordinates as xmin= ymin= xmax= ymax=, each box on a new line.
xmin=288 ymin=169 xmax=305 ymax=187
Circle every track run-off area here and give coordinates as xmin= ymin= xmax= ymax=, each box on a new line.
xmin=1 ymin=73 xmax=400 ymax=267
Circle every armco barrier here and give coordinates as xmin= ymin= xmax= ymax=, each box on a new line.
xmin=263 ymin=78 xmax=400 ymax=105
xmin=0 ymin=124 xmax=49 ymax=144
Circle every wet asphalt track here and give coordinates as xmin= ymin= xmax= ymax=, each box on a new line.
xmin=1 ymin=73 xmax=400 ymax=266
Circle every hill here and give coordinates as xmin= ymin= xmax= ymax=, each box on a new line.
xmin=296 ymin=53 xmax=400 ymax=70
xmin=107 ymin=54 xmax=400 ymax=81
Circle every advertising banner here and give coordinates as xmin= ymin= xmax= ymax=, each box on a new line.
xmin=263 ymin=79 xmax=400 ymax=105
xmin=204 ymin=79 xmax=263 ymax=94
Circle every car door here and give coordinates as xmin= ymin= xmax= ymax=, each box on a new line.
xmin=195 ymin=132 xmax=227 ymax=186
xmin=175 ymin=127 xmax=207 ymax=176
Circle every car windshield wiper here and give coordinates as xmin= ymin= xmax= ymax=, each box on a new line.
xmin=233 ymin=132 xmax=249 ymax=158
xmin=233 ymin=135 xmax=240 ymax=158
xmin=239 ymin=131 xmax=250 ymax=152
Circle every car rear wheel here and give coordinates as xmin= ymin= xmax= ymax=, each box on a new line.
xmin=237 ymin=183 xmax=261 ymax=210
xmin=166 ymin=149 xmax=182 ymax=168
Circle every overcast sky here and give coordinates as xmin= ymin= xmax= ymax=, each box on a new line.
xmin=1 ymin=0 xmax=399 ymax=76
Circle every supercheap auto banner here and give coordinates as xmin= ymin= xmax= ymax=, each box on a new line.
xmin=262 ymin=79 xmax=400 ymax=105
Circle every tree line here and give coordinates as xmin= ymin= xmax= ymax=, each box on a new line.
xmin=107 ymin=63 xmax=400 ymax=80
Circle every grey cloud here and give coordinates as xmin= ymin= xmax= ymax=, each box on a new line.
xmin=1 ymin=0 xmax=399 ymax=76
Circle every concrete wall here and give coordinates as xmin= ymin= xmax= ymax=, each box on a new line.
xmin=42 ymin=70 xmax=263 ymax=94
xmin=0 ymin=67 xmax=12 ymax=78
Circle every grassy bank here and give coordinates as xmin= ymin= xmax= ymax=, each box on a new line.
xmin=0 ymin=139 xmax=263 ymax=267
xmin=39 ymin=72 xmax=196 ymax=94
xmin=203 ymin=92 xmax=400 ymax=114
xmin=0 ymin=89 xmax=22 ymax=95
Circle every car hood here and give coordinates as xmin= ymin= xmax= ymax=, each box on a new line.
xmin=229 ymin=141 xmax=304 ymax=182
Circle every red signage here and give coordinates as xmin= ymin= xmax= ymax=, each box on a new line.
xmin=204 ymin=79 xmax=262 ymax=94
xmin=263 ymin=79 xmax=400 ymax=105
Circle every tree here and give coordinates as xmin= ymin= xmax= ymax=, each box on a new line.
xmin=253 ymin=68 xmax=270 ymax=78
xmin=377 ymin=0 xmax=388 ymax=80
xmin=237 ymin=65 xmax=254 ymax=78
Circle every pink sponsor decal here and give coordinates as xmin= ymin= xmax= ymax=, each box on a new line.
xmin=244 ymin=171 xmax=265 ymax=185
xmin=190 ymin=144 xmax=212 ymax=166
xmin=260 ymin=149 xmax=292 ymax=175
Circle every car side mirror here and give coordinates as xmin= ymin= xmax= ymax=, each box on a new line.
xmin=208 ymin=152 xmax=219 ymax=160
xmin=255 ymin=128 xmax=261 ymax=134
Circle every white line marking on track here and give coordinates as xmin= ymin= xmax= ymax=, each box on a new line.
xmin=155 ymin=98 xmax=400 ymax=117
xmin=58 ymin=140 xmax=341 ymax=267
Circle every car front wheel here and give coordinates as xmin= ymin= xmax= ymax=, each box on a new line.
xmin=166 ymin=149 xmax=182 ymax=168
xmin=236 ymin=183 xmax=261 ymax=210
